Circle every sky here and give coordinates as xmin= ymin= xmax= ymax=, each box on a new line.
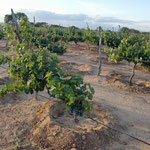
xmin=0 ymin=0 xmax=150 ymax=31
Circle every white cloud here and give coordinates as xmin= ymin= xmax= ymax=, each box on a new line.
xmin=19 ymin=9 xmax=150 ymax=31
xmin=76 ymin=0 xmax=124 ymax=17
xmin=1 ymin=7 xmax=150 ymax=32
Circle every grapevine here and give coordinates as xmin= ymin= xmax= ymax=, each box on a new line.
xmin=0 ymin=15 xmax=95 ymax=118
xmin=105 ymin=34 xmax=150 ymax=85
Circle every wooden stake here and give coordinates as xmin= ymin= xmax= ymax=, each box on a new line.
xmin=11 ymin=8 xmax=22 ymax=44
xmin=97 ymin=26 xmax=102 ymax=76
xmin=5 ymin=39 xmax=9 ymax=51
xmin=33 ymin=17 xmax=35 ymax=35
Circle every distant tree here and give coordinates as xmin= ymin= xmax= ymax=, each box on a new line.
xmin=16 ymin=12 xmax=27 ymax=20
xmin=69 ymin=26 xmax=79 ymax=30
xmin=4 ymin=14 xmax=13 ymax=24
xmin=51 ymin=24 xmax=60 ymax=28
xmin=120 ymin=27 xmax=140 ymax=34
xmin=4 ymin=12 xmax=27 ymax=24
xmin=35 ymin=22 xmax=48 ymax=27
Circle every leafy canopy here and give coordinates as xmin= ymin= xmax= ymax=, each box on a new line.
xmin=105 ymin=34 xmax=149 ymax=65
xmin=0 ymin=17 xmax=95 ymax=114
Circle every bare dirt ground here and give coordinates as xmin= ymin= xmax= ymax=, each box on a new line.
xmin=0 ymin=40 xmax=150 ymax=150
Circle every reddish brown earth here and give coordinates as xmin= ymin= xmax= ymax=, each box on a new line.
xmin=0 ymin=40 xmax=150 ymax=150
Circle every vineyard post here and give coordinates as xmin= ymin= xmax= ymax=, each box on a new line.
xmin=5 ymin=39 xmax=9 ymax=52
xmin=49 ymin=25 xmax=51 ymax=34
xmin=33 ymin=17 xmax=35 ymax=35
xmin=59 ymin=24 xmax=61 ymax=31
xmin=97 ymin=26 xmax=102 ymax=76
xmin=118 ymin=25 xmax=121 ymax=31
xmin=68 ymin=25 xmax=70 ymax=36
xmin=112 ymin=27 xmax=114 ymax=31
xmin=86 ymin=23 xmax=91 ymax=51
xmin=11 ymin=8 xmax=22 ymax=43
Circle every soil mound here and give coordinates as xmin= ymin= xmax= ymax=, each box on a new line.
xmin=60 ymin=61 xmax=93 ymax=75
xmin=106 ymin=72 xmax=150 ymax=94
xmin=28 ymin=100 xmax=118 ymax=150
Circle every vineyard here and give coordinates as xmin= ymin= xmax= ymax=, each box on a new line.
xmin=0 ymin=11 xmax=150 ymax=150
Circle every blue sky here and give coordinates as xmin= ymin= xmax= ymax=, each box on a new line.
xmin=0 ymin=0 xmax=150 ymax=31
xmin=0 ymin=0 xmax=150 ymax=20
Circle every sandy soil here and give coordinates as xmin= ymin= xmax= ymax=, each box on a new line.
xmin=0 ymin=40 xmax=150 ymax=150
xmin=61 ymin=42 xmax=150 ymax=150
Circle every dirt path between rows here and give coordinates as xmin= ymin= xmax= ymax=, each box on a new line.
xmin=59 ymin=42 xmax=150 ymax=150
xmin=0 ymin=40 xmax=150 ymax=149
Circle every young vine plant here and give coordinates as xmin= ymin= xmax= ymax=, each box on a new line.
xmin=105 ymin=34 xmax=150 ymax=85
xmin=0 ymin=17 xmax=95 ymax=117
